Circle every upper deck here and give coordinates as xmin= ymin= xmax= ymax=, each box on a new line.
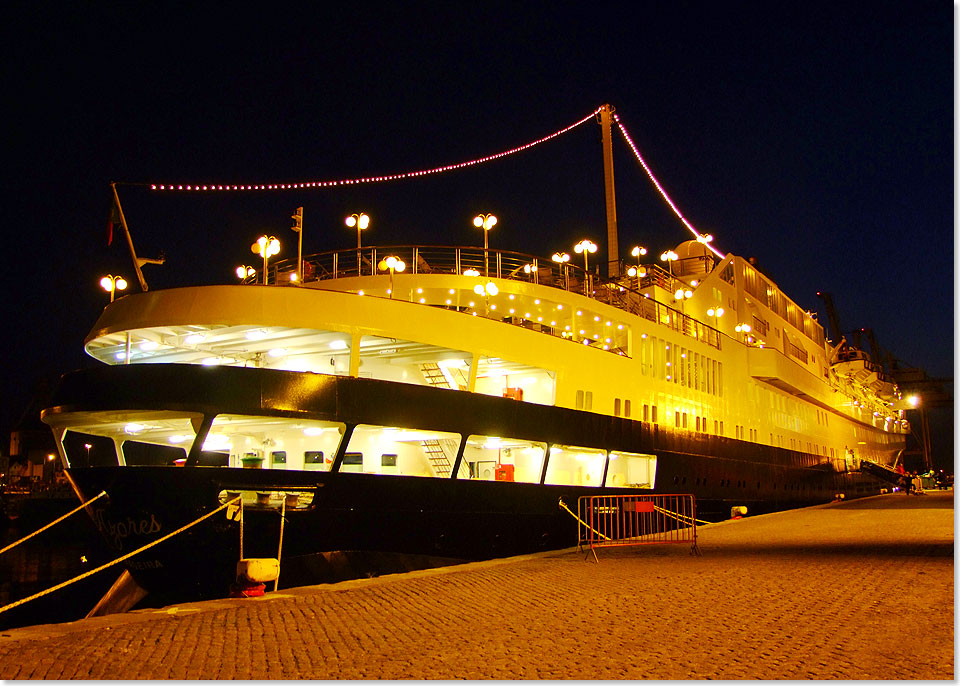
xmin=86 ymin=244 xmax=726 ymax=366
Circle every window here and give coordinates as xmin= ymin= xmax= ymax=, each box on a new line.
xmin=121 ymin=441 xmax=186 ymax=467
xmin=207 ymin=415 xmax=345 ymax=471
xmin=345 ymin=425 xmax=462 ymax=477
xmin=462 ymin=435 xmax=546 ymax=483
xmin=544 ymin=445 xmax=606 ymax=486
xmin=340 ymin=452 xmax=363 ymax=473
xmin=57 ymin=410 xmax=204 ymax=468
xmin=606 ymin=451 xmax=657 ymax=488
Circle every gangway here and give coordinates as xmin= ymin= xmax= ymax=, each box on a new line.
xmin=859 ymin=459 xmax=904 ymax=485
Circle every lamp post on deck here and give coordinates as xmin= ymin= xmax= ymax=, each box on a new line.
xmin=378 ymin=255 xmax=405 ymax=298
xmin=660 ymin=250 xmax=678 ymax=277
xmin=628 ymin=245 xmax=647 ymax=290
xmin=99 ymin=274 xmax=127 ymax=302
xmin=251 ymin=236 xmax=280 ymax=285
xmin=473 ymin=213 xmax=497 ymax=277
xmin=574 ymin=239 xmax=597 ymax=296
xmin=552 ymin=252 xmax=570 ymax=291
xmin=346 ymin=212 xmax=370 ymax=275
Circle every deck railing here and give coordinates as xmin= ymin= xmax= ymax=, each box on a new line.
xmin=262 ymin=245 xmax=720 ymax=350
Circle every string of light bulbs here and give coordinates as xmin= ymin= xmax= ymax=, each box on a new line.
xmin=148 ymin=108 xmax=603 ymax=193
xmin=142 ymin=105 xmax=723 ymax=258
xmin=613 ymin=113 xmax=725 ymax=259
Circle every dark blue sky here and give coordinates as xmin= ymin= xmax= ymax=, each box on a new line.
xmin=1 ymin=2 xmax=953 ymax=459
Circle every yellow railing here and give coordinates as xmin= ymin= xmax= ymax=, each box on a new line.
xmin=259 ymin=245 xmax=721 ymax=351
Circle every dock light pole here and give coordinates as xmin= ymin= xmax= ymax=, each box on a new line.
xmin=251 ymin=236 xmax=280 ymax=285
xmin=346 ymin=213 xmax=370 ymax=274
xmin=100 ymin=274 xmax=127 ymax=302
xmin=377 ymin=255 xmax=405 ymax=298
xmin=552 ymin=252 xmax=570 ymax=291
xmin=473 ymin=213 xmax=497 ymax=277
xmin=574 ymin=239 xmax=597 ymax=296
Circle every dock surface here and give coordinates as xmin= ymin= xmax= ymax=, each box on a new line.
xmin=0 ymin=491 xmax=953 ymax=679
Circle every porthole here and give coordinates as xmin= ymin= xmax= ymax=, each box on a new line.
xmin=673 ymin=475 xmax=679 ymax=485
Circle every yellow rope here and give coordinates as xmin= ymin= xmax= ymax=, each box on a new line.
xmin=558 ymin=497 xmax=610 ymax=541
xmin=0 ymin=495 xmax=242 ymax=616
xmin=653 ymin=505 xmax=710 ymax=526
xmin=0 ymin=490 xmax=108 ymax=556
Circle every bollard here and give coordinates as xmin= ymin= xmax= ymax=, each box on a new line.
xmin=230 ymin=558 xmax=280 ymax=598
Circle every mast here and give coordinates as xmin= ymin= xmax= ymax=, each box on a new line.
xmin=598 ymin=104 xmax=619 ymax=277
xmin=110 ymin=183 xmax=164 ymax=291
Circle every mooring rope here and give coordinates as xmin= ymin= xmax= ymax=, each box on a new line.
xmin=558 ymin=497 xmax=610 ymax=541
xmin=0 ymin=495 xmax=242 ymax=616
xmin=0 ymin=490 xmax=108 ymax=556
xmin=653 ymin=504 xmax=710 ymax=526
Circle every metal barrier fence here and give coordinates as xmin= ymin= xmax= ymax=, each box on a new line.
xmin=577 ymin=493 xmax=701 ymax=560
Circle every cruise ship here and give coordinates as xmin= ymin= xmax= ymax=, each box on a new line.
xmin=40 ymin=106 xmax=908 ymax=600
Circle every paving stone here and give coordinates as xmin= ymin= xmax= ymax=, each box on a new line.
xmin=0 ymin=492 xmax=952 ymax=679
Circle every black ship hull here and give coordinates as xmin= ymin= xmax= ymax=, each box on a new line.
xmin=46 ymin=364 xmax=889 ymax=601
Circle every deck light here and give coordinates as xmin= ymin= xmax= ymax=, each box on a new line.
xmin=552 ymin=252 xmax=571 ymax=290
xmin=251 ymin=236 xmax=280 ymax=285
xmin=574 ymin=239 xmax=598 ymax=270
xmin=629 ymin=246 xmax=647 ymax=288
xmin=236 ymin=265 xmax=256 ymax=280
xmin=346 ymin=213 xmax=370 ymax=274
xmin=345 ymin=213 xmax=370 ymax=241
xmin=100 ymin=274 xmax=127 ymax=302
xmin=378 ymin=255 xmax=405 ymax=298
xmin=474 ymin=213 xmax=497 ymax=276
xmin=660 ymin=250 xmax=678 ymax=277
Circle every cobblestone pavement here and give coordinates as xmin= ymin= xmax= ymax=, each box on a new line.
xmin=0 ymin=492 xmax=952 ymax=679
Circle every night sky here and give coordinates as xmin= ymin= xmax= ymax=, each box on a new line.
xmin=2 ymin=2 xmax=953 ymax=464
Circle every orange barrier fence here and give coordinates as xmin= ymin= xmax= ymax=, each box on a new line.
xmin=577 ymin=493 xmax=701 ymax=560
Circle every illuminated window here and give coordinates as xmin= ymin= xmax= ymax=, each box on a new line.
xmin=544 ymin=445 xmax=606 ymax=486
xmin=462 ymin=435 xmax=546 ymax=483
xmin=346 ymin=424 xmax=461 ymax=478
xmin=606 ymin=451 xmax=657 ymax=488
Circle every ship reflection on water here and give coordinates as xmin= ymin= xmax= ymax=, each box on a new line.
xmin=0 ymin=516 xmax=115 ymax=631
